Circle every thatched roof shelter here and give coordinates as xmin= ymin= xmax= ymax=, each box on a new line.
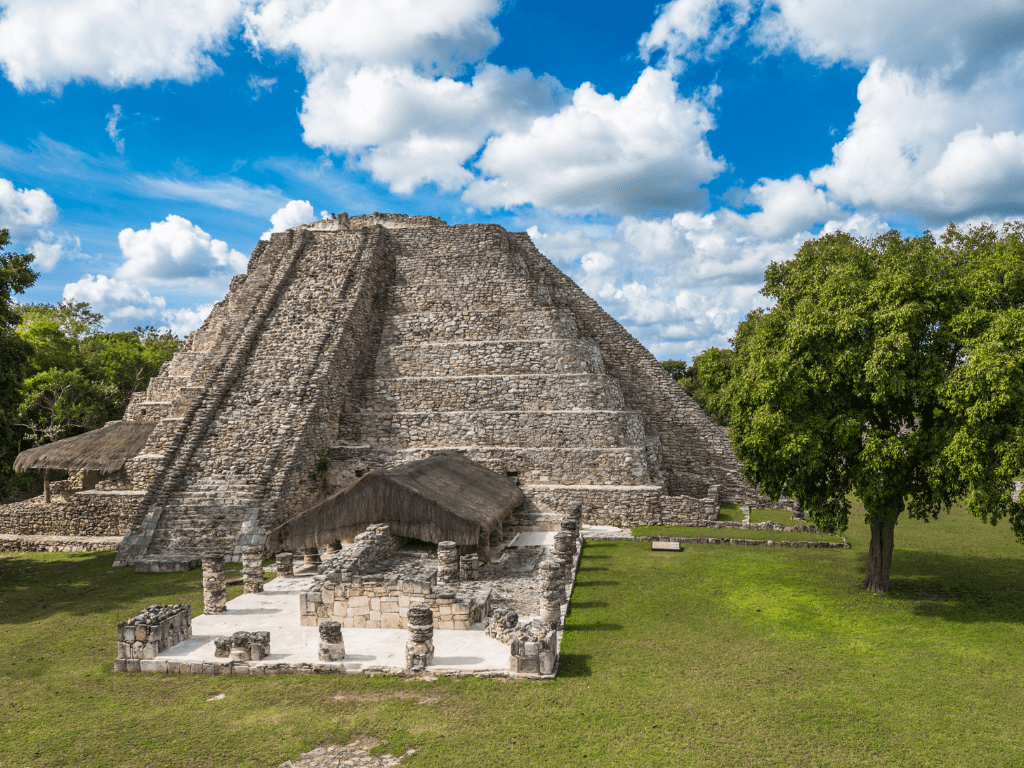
xmin=13 ymin=421 xmax=155 ymax=475
xmin=271 ymin=451 xmax=525 ymax=551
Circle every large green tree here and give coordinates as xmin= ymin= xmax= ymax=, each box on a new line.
xmin=720 ymin=223 xmax=1024 ymax=592
xmin=0 ymin=229 xmax=38 ymax=499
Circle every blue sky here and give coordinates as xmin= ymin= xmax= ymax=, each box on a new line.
xmin=1 ymin=0 xmax=1022 ymax=360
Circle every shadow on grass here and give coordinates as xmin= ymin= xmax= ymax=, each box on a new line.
xmin=868 ymin=548 xmax=1024 ymax=624
xmin=569 ymin=622 xmax=623 ymax=632
xmin=0 ymin=550 xmax=201 ymax=626
xmin=556 ymin=653 xmax=592 ymax=677
xmin=574 ymin=580 xmax=619 ymax=587
xmin=568 ymin=601 xmax=609 ymax=609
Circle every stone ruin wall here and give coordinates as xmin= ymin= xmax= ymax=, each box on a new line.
xmin=115 ymin=226 xmax=394 ymax=565
xmin=3 ymin=213 xmax=774 ymax=560
xmin=509 ymin=233 xmax=780 ymax=510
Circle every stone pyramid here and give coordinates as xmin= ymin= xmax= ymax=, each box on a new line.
xmin=113 ymin=213 xmax=767 ymax=567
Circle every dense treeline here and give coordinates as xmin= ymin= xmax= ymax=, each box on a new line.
xmin=665 ymin=221 xmax=1024 ymax=591
xmin=0 ymin=229 xmax=181 ymax=502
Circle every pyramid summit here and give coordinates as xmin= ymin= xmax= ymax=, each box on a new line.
xmin=5 ymin=213 xmax=775 ymax=566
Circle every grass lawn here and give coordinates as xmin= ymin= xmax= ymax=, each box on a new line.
xmin=3 ymin=503 xmax=1024 ymax=767
xmin=749 ymin=508 xmax=803 ymax=526
xmin=631 ymin=525 xmax=841 ymax=543
xmin=717 ymin=503 xmax=744 ymax=522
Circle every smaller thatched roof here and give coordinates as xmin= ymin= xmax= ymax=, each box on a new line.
xmin=271 ymin=451 xmax=525 ymax=552
xmin=13 ymin=421 xmax=155 ymax=475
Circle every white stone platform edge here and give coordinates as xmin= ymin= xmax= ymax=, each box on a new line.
xmin=112 ymin=532 xmax=585 ymax=681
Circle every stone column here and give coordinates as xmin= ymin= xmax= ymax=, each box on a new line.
xmin=459 ymin=553 xmax=477 ymax=581
xmin=568 ymin=502 xmax=583 ymax=533
xmin=436 ymin=541 xmax=459 ymax=584
xmin=318 ymin=621 xmax=346 ymax=661
xmin=324 ymin=540 xmax=342 ymax=555
xmin=406 ymin=604 xmax=434 ymax=671
xmin=303 ymin=547 xmax=321 ymax=568
xmin=241 ymin=547 xmax=264 ymax=594
xmin=553 ymin=532 xmax=574 ymax=592
xmin=275 ymin=552 xmax=293 ymax=578
xmin=201 ymin=554 xmax=227 ymax=614
xmin=538 ymin=559 xmax=562 ymax=626
xmin=477 ymin=528 xmax=490 ymax=566
xmin=43 ymin=468 xmax=51 ymax=504
xmin=560 ymin=518 xmax=580 ymax=557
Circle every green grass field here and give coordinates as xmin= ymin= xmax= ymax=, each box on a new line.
xmin=3 ymin=503 xmax=1023 ymax=767
xmin=632 ymin=525 xmax=840 ymax=542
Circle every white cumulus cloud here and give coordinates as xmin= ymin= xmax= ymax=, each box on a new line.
xmin=261 ymin=199 xmax=315 ymax=240
xmin=465 ymin=68 xmax=724 ymax=215
xmin=116 ymin=214 xmax=248 ymax=286
xmin=63 ymin=274 xmax=166 ymax=321
xmin=0 ymin=177 xmax=58 ymax=240
xmin=163 ymin=303 xmax=215 ymax=336
xmin=0 ymin=0 xmax=245 ymax=92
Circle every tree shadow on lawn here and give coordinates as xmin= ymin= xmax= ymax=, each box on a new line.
xmin=556 ymin=653 xmax=593 ymax=677
xmin=879 ymin=548 xmax=1024 ymax=624
xmin=0 ymin=550 xmax=202 ymax=626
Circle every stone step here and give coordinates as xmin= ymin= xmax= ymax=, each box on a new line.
xmin=364 ymin=373 xmax=626 ymax=412
xmin=146 ymin=376 xmax=196 ymax=402
xmin=387 ymin=282 xmax=550 ymax=314
xmin=374 ymin=339 xmax=605 ymax=377
xmin=515 ymin=483 xmax=666 ymax=528
xmin=381 ymin=308 xmax=579 ymax=343
xmin=366 ymin=445 xmax=653 ymax=485
xmin=346 ymin=409 xmax=646 ymax=449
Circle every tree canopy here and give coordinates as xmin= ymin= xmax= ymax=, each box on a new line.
xmin=712 ymin=222 xmax=1024 ymax=592
xmin=0 ymin=266 xmax=183 ymax=500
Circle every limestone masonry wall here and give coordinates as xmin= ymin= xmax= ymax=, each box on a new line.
xmin=0 ymin=213 xmax=774 ymax=563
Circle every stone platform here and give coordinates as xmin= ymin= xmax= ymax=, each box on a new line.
xmin=139 ymin=567 xmax=524 ymax=676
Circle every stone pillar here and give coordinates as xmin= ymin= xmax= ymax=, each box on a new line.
xmin=406 ymin=604 xmax=434 ymax=671
xmin=568 ymin=502 xmax=583 ymax=531
xmin=303 ymin=547 xmax=321 ymax=568
xmin=509 ymin=619 xmax=558 ymax=676
xmin=275 ymin=552 xmax=293 ymax=578
xmin=241 ymin=547 xmax=264 ymax=594
xmin=553 ymin=532 xmax=574 ymax=592
xmin=201 ymin=554 xmax=227 ymax=614
xmin=436 ymin=541 xmax=459 ymax=584
xmin=560 ymin=518 xmax=580 ymax=557
xmin=477 ymin=528 xmax=490 ymax=566
xmin=324 ymin=540 xmax=342 ymax=555
xmin=318 ymin=621 xmax=346 ymax=661
xmin=43 ymin=468 xmax=50 ymax=504
xmin=538 ymin=559 xmax=562 ymax=626
xmin=459 ymin=553 xmax=477 ymax=581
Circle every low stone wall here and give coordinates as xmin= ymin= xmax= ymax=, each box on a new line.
xmin=116 ymin=604 xmax=192 ymax=662
xmin=0 ymin=491 xmax=145 ymax=537
xmin=300 ymin=576 xmax=491 ymax=630
xmin=0 ymin=533 xmax=121 ymax=553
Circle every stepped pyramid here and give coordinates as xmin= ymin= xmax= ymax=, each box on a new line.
xmin=113 ymin=213 xmax=768 ymax=567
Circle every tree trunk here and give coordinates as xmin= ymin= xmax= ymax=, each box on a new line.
xmin=862 ymin=517 xmax=896 ymax=592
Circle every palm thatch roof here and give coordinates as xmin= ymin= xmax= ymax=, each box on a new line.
xmin=13 ymin=421 xmax=155 ymax=475
xmin=271 ymin=451 xmax=525 ymax=552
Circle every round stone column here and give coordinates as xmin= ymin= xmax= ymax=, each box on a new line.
xmin=553 ymin=531 xmax=574 ymax=591
xmin=275 ymin=552 xmax=294 ymax=578
xmin=436 ymin=541 xmax=459 ymax=584
xmin=241 ymin=547 xmax=264 ymax=594
xmin=201 ymin=554 xmax=227 ymax=614
xmin=538 ymin=559 xmax=562 ymax=626
xmin=459 ymin=553 xmax=477 ymax=581
xmin=318 ymin=621 xmax=346 ymax=661
xmin=406 ymin=604 xmax=435 ymax=671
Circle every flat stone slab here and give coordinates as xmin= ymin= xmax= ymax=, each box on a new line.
xmin=156 ymin=571 xmax=511 ymax=673
xmin=651 ymin=540 xmax=681 ymax=551
xmin=509 ymin=531 xmax=557 ymax=547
